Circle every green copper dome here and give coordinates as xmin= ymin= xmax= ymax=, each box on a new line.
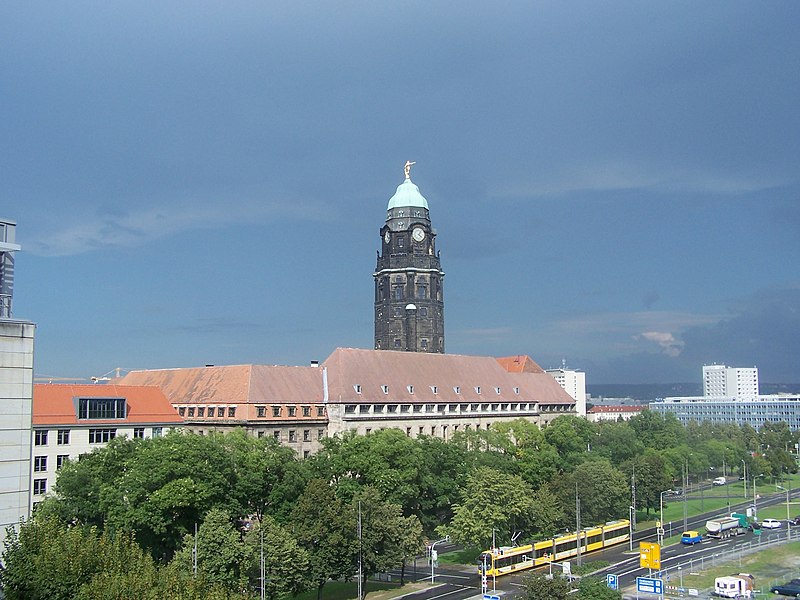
xmin=387 ymin=178 xmax=429 ymax=210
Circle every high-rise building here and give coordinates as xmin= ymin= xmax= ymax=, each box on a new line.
xmin=374 ymin=162 xmax=445 ymax=353
xmin=702 ymin=364 xmax=759 ymax=399
xmin=0 ymin=218 xmax=34 ymax=545
xmin=546 ymin=366 xmax=587 ymax=416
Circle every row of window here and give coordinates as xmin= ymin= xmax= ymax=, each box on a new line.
xmin=253 ymin=428 xmax=325 ymax=443
xmin=33 ymin=454 xmax=70 ymax=472
xmin=177 ymin=406 xmax=237 ymax=418
xmin=354 ymin=385 xmax=523 ymax=396
xmin=177 ymin=405 xmax=327 ymax=419
xmin=344 ymin=401 xmax=537 ymax=415
xmin=34 ymin=427 xmax=162 ymax=446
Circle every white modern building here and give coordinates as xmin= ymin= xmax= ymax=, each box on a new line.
xmin=703 ymin=364 xmax=759 ymax=399
xmin=0 ymin=218 xmax=34 ymax=546
xmin=546 ymin=366 xmax=586 ymax=416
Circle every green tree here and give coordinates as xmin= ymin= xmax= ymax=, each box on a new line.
xmin=243 ymin=517 xmax=309 ymax=600
xmin=173 ymin=507 xmax=250 ymax=592
xmin=543 ymin=415 xmax=595 ymax=471
xmin=442 ymin=466 xmax=535 ymax=548
xmin=550 ymin=460 xmax=628 ymax=527
xmin=577 ymin=576 xmax=622 ymax=599
xmin=291 ymin=479 xmax=358 ymax=600
xmin=522 ymin=572 xmax=570 ymax=600
xmin=353 ymin=486 xmax=423 ymax=600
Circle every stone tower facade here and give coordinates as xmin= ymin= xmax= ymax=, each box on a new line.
xmin=374 ymin=163 xmax=445 ymax=353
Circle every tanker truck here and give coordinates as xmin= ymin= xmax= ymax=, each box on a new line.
xmin=706 ymin=516 xmax=745 ymax=539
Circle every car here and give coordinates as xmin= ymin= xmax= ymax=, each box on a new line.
xmin=761 ymin=518 xmax=782 ymax=529
xmin=665 ymin=488 xmax=683 ymax=496
xmin=790 ymin=516 xmax=800 ymax=526
xmin=713 ymin=476 xmax=727 ymax=486
xmin=681 ymin=530 xmax=703 ymax=545
xmin=770 ymin=578 xmax=800 ymax=596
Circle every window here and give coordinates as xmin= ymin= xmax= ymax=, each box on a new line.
xmin=178 ymin=407 xmax=186 ymax=416
xmin=78 ymin=397 xmax=127 ymax=420
xmin=303 ymin=430 xmax=310 ymax=442
xmin=381 ymin=385 xmax=389 ymax=394
xmin=318 ymin=429 xmax=325 ymax=440
xmin=34 ymin=456 xmax=47 ymax=472
xmin=303 ymin=450 xmax=310 ymax=459
xmin=288 ymin=406 xmax=297 ymax=417
xmin=57 ymin=429 xmax=70 ymax=445
xmin=475 ymin=387 xmax=481 ymax=394
xmin=394 ymin=287 xmax=404 ymax=300
xmin=398 ymin=237 xmax=404 ymax=248
xmin=188 ymin=407 xmax=195 ymax=417
xmin=89 ymin=428 xmax=117 ymax=444
xmin=33 ymin=479 xmax=47 ymax=495
xmin=227 ymin=407 xmax=236 ymax=418
xmin=35 ymin=430 xmax=48 ymax=446
xmin=394 ymin=338 xmax=402 ymax=348
xmin=133 ymin=427 xmax=145 ymax=439
xmin=257 ymin=406 xmax=266 ymax=417
xmin=420 ymin=307 xmax=428 ymax=317
xmin=354 ymin=385 xmax=362 ymax=394
xmin=393 ymin=307 xmax=402 ymax=317
xmin=302 ymin=406 xmax=310 ymax=417
xmin=273 ymin=430 xmax=281 ymax=441
xmin=207 ymin=407 xmax=216 ymax=417
xmin=152 ymin=427 xmax=163 ymax=438
xmin=272 ymin=406 xmax=281 ymax=417
xmin=197 ymin=407 xmax=205 ymax=417
xmin=417 ymin=285 xmax=427 ymax=299
xmin=421 ymin=339 xmax=428 ymax=349
xmin=56 ymin=455 xmax=69 ymax=469
xmin=289 ymin=430 xmax=297 ymax=442
xmin=317 ymin=406 xmax=325 ymax=416
xmin=257 ymin=431 xmax=265 ymax=438
xmin=407 ymin=385 xmax=414 ymax=394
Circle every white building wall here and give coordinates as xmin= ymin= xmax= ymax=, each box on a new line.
xmin=546 ymin=369 xmax=587 ymax=416
xmin=0 ymin=320 xmax=34 ymax=545
xmin=703 ymin=364 xmax=759 ymax=399
xmin=30 ymin=424 xmax=176 ymax=511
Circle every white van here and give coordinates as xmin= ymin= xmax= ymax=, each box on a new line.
xmin=713 ymin=476 xmax=727 ymax=486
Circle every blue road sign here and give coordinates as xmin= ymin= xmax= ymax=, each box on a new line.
xmin=483 ymin=595 xmax=500 ymax=600
xmin=606 ymin=574 xmax=619 ymax=590
xmin=636 ymin=577 xmax=663 ymax=594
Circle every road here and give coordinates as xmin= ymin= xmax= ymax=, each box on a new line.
xmin=390 ymin=489 xmax=795 ymax=600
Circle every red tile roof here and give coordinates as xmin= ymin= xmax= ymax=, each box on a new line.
xmin=33 ymin=384 xmax=182 ymax=426
xmin=495 ymin=355 xmax=545 ymax=374
xmin=116 ymin=348 xmax=574 ymax=406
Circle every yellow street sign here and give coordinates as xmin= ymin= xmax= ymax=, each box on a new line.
xmin=639 ymin=542 xmax=661 ymax=569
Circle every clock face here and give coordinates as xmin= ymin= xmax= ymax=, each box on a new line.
xmin=384 ymin=232 xmax=390 ymax=244
xmin=412 ymin=227 xmax=425 ymax=242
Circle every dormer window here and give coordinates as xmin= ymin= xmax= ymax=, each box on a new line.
xmin=454 ymin=386 xmax=460 ymax=394
xmin=514 ymin=387 xmax=520 ymax=394
xmin=381 ymin=385 xmax=389 ymax=394
xmin=431 ymin=386 xmax=438 ymax=394
xmin=495 ymin=387 xmax=501 ymax=394
xmin=475 ymin=387 xmax=481 ymax=394
xmin=354 ymin=385 xmax=362 ymax=394
xmin=407 ymin=385 xmax=414 ymax=394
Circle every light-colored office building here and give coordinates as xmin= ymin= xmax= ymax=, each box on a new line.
xmin=0 ymin=218 xmax=34 ymax=545
xmin=650 ymin=394 xmax=800 ymax=429
xmin=545 ymin=366 xmax=586 ymax=416
xmin=703 ymin=364 xmax=759 ymax=399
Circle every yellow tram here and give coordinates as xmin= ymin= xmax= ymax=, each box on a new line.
xmin=477 ymin=519 xmax=630 ymax=577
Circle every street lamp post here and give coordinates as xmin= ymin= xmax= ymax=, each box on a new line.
xmin=741 ymin=459 xmax=747 ymax=499
xmin=628 ymin=506 xmax=635 ymax=551
xmin=429 ymin=537 xmax=449 ymax=585
xmin=753 ymin=474 xmax=764 ymax=520
xmin=659 ymin=490 xmax=671 ymax=547
xmin=777 ymin=485 xmax=791 ymax=540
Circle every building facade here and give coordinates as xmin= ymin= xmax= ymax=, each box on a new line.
xmin=374 ymin=163 xmax=445 ymax=353
xmin=545 ymin=367 xmax=587 ymax=416
xmin=703 ymin=364 xmax=759 ymax=399
xmin=0 ymin=219 xmax=33 ymax=546
xmin=31 ymin=384 xmax=183 ymax=510
xmin=649 ymin=394 xmax=800 ymax=429
xmin=119 ymin=348 xmax=577 ymax=456
xmin=586 ymin=404 xmax=644 ymax=422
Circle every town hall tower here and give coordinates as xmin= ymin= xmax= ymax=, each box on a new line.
xmin=374 ymin=162 xmax=445 ymax=353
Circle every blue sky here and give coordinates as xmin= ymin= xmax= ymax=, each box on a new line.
xmin=2 ymin=2 xmax=798 ymax=384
